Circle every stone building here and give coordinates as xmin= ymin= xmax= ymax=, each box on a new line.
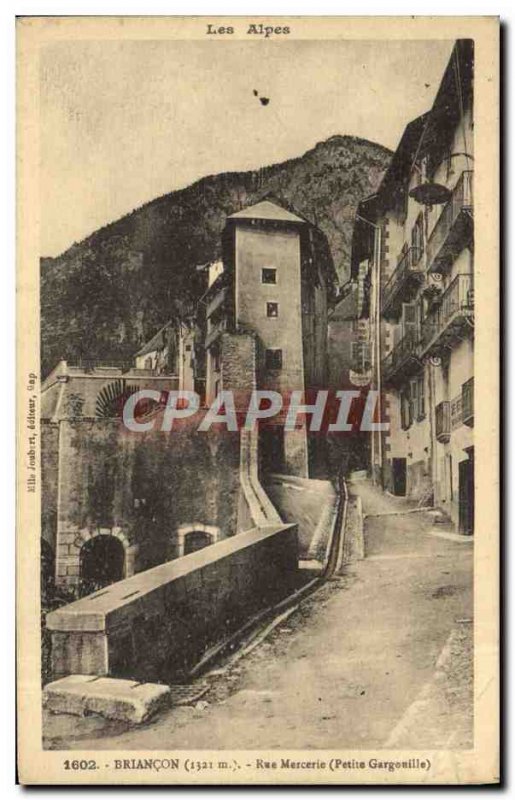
xmin=326 ymin=277 xmax=371 ymax=475
xmin=41 ymin=289 xmax=282 ymax=599
xmin=133 ymin=319 xmax=196 ymax=391
xmin=41 ymin=318 xmax=197 ymax=424
xmin=200 ymin=199 xmax=336 ymax=477
xmin=353 ymin=39 xmax=474 ymax=533
xmin=40 ymin=202 xmax=336 ymax=599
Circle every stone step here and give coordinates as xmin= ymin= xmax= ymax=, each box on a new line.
xmin=43 ymin=675 xmax=171 ymax=724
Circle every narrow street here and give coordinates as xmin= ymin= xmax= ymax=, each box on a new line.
xmin=45 ymin=480 xmax=473 ymax=751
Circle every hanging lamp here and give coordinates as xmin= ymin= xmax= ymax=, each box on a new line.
xmin=409 ymin=181 xmax=451 ymax=205
xmin=409 ymin=45 xmax=473 ymax=207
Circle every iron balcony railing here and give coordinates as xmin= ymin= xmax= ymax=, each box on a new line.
xmin=462 ymin=376 xmax=474 ymax=427
xmin=420 ymin=273 xmax=474 ymax=354
xmin=382 ymin=329 xmax=419 ymax=384
xmin=426 ymin=170 xmax=473 ymax=272
xmin=75 ymin=357 xmax=134 ymax=373
xmin=381 ymin=246 xmax=424 ymax=316
xmin=435 ymin=401 xmax=451 ymax=443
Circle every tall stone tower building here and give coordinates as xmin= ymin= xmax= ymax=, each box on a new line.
xmin=203 ymin=199 xmax=335 ymax=477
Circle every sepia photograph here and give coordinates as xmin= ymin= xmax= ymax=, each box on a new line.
xmin=16 ymin=15 xmax=499 ymax=785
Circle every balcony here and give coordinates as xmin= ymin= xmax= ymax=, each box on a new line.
xmin=426 ymin=170 xmax=473 ymax=273
xmin=419 ymin=273 xmax=474 ymax=356
xmin=382 ymin=331 xmax=421 ymax=387
xmin=462 ymin=377 xmax=474 ymax=427
xmin=435 ymin=401 xmax=451 ymax=443
xmin=381 ymin=246 xmax=424 ymax=319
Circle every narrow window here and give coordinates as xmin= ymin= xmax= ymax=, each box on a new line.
xmin=402 ymin=302 xmax=419 ymax=344
xmin=411 ymin=213 xmax=425 ymax=260
xmin=418 ymin=374 xmax=426 ymax=420
xmin=262 ymin=267 xmax=277 ymax=284
xmin=266 ymin=302 xmax=279 ymax=318
xmin=265 ymin=349 xmax=283 ymax=370
xmin=400 ymin=388 xmax=411 ymax=430
xmin=410 ymin=378 xmax=419 ymax=422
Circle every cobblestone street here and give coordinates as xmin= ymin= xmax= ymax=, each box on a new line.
xmin=44 ymin=480 xmax=473 ymax=751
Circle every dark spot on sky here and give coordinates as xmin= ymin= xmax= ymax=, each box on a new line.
xmin=252 ymin=89 xmax=269 ymax=106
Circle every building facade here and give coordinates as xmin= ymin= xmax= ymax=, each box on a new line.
xmin=326 ymin=277 xmax=372 ymax=475
xmin=201 ymin=199 xmax=336 ymax=478
xmin=354 ymin=40 xmax=474 ymax=533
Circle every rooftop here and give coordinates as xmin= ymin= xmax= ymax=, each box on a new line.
xmin=228 ymin=200 xmax=306 ymax=225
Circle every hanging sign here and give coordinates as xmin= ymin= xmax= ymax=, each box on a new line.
xmin=349 ymin=369 xmax=372 ymax=387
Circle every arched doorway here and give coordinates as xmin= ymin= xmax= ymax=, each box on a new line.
xmin=79 ymin=534 xmax=125 ymax=597
xmin=183 ymin=530 xmax=213 ymax=555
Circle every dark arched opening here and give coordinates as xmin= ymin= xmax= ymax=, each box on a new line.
xmin=183 ymin=530 xmax=213 ymax=555
xmin=79 ymin=535 xmax=125 ymax=597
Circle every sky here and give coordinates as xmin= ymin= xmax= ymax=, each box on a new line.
xmin=40 ymin=38 xmax=454 ymax=257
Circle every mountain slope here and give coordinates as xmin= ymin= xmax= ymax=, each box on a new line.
xmin=41 ymin=134 xmax=391 ymax=376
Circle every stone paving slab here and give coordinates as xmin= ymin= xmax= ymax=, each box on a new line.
xmin=43 ymin=675 xmax=171 ymax=724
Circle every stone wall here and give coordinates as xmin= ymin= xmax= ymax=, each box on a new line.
xmin=41 ymin=421 xmax=59 ymax=552
xmin=50 ymin=414 xmax=244 ymax=592
xmin=46 ymin=523 xmax=299 ymax=683
xmin=220 ymin=331 xmax=256 ymax=404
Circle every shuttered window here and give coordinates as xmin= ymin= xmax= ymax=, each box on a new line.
xmin=418 ymin=373 xmax=426 ymax=420
xmin=410 ymin=378 xmax=418 ymax=424
xmin=402 ymin=303 xmax=418 ymax=343
xmin=411 ymin=212 xmax=425 ymax=256
xmin=400 ymin=387 xmax=412 ymax=430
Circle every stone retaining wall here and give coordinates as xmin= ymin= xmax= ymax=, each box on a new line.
xmin=46 ymin=523 xmax=298 ymax=683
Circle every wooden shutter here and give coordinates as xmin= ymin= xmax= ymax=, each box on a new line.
xmin=402 ymin=303 xmax=418 ymax=343
xmin=410 ymin=378 xmax=419 ymax=422
xmin=418 ymin=374 xmax=426 ymax=419
xmin=400 ymin=389 xmax=409 ymax=430
xmin=411 ymin=213 xmax=424 ymax=255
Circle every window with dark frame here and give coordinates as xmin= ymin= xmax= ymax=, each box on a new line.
xmin=266 ymin=302 xmax=279 ymax=318
xmin=400 ymin=385 xmax=414 ymax=430
xmin=265 ymin=348 xmax=282 ymax=370
xmin=261 ymin=267 xmax=277 ymax=284
xmin=401 ymin=374 xmax=425 ymax=428
xmin=417 ymin=373 xmax=426 ymax=420
xmin=411 ymin=213 xmax=425 ymax=259
xmin=410 ymin=378 xmax=418 ymax=424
